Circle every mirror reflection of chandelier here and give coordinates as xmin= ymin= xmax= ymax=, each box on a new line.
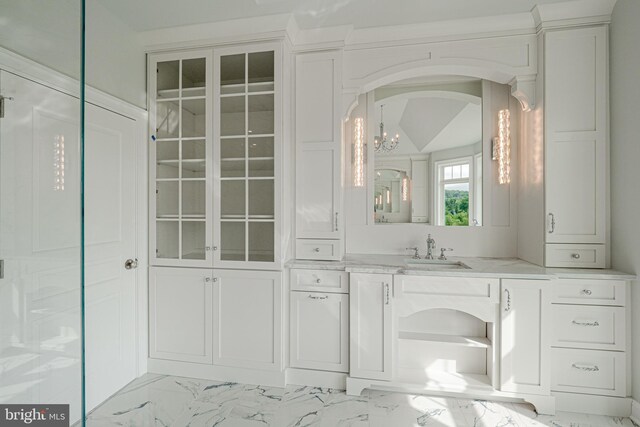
xmin=374 ymin=104 xmax=400 ymax=153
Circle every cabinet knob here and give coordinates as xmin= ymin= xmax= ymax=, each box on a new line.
xmin=571 ymin=253 xmax=581 ymax=259
xmin=581 ymin=289 xmax=592 ymax=295
xmin=315 ymin=278 xmax=321 ymax=284
xmin=313 ymin=247 xmax=320 ymax=253
xmin=213 ymin=246 xmax=218 ymax=251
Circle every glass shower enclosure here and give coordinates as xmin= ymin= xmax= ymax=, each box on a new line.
xmin=0 ymin=0 xmax=86 ymax=424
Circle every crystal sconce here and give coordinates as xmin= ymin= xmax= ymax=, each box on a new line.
xmin=353 ymin=117 xmax=365 ymax=187
xmin=493 ymin=109 xmax=511 ymax=185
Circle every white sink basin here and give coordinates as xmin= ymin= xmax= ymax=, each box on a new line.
xmin=404 ymin=258 xmax=471 ymax=270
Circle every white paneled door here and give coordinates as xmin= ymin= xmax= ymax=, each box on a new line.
xmin=84 ymin=103 xmax=138 ymax=410
xmin=0 ymin=71 xmax=139 ymax=415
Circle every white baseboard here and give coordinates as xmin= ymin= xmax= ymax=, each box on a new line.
xmin=148 ymin=358 xmax=286 ymax=388
xmin=553 ymin=392 xmax=632 ymax=417
xmin=631 ymin=399 xmax=640 ymax=426
xmin=286 ymin=368 xmax=347 ymax=390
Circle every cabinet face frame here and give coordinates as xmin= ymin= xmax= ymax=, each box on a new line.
xmin=148 ymin=49 xmax=214 ymax=268
xmin=213 ymin=42 xmax=283 ymax=270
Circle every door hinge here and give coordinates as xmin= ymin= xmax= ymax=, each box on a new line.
xmin=0 ymin=95 xmax=13 ymax=118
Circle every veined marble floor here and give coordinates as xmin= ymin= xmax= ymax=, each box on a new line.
xmin=86 ymin=374 xmax=638 ymax=427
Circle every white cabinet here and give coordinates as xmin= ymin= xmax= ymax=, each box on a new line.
xmin=149 ymin=50 xmax=213 ymax=267
xmin=500 ymin=279 xmax=550 ymax=395
xmin=290 ymin=291 xmax=349 ymax=372
xmin=149 ymin=267 xmax=213 ymax=364
xmin=149 ymin=44 xmax=283 ymax=269
xmin=214 ymin=44 xmax=282 ymax=269
xmin=550 ymin=279 xmax=628 ymax=398
xmin=212 ymin=269 xmax=282 ymax=371
xmin=543 ymin=25 xmax=608 ymax=266
xmin=349 ymin=273 xmax=393 ymax=381
xmin=149 ymin=267 xmax=282 ymax=371
xmin=295 ymin=51 xmax=343 ymax=260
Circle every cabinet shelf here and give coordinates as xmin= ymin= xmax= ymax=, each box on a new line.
xmin=398 ymin=331 xmax=491 ymax=348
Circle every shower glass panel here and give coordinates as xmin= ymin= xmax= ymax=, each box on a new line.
xmin=0 ymin=0 xmax=85 ymax=425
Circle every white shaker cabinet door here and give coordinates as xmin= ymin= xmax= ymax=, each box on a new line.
xmin=296 ymin=142 xmax=341 ymax=239
xmin=212 ymin=269 xmax=282 ymax=371
xmin=295 ymin=50 xmax=343 ymax=242
xmin=544 ymin=26 xmax=607 ymax=244
xmin=500 ymin=279 xmax=551 ymax=395
xmin=290 ymin=292 xmax=349 ymax=372
xmin=149 ymin=267 xmax=213 ymax=364
xmin=349 ymin=273 xmax=393 ymax=381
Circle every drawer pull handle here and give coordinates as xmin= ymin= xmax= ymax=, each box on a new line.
xmin=313 ymin=247 xmax=320 ymax=253
xmin=581 ymin=289 xmax=593 ymax=295
xmin=315 ymin=278 xmax=322 ymax=284
xmin=548 ymin=213 xmax=556 ymax=234
xmin=572 ymin=320 xmax=599 ymax=327
xmin=503 ymin=289 xmax=511 ymax=312
xmin=572 ymin=363 xmax=599 ymax=372
xmin=308 ymin=294 xmax=328 ymax=300
xmin=384 ymin=283 xmax=390 ymax=305
xmin=571 ymin=253 xmax=581 ymax=259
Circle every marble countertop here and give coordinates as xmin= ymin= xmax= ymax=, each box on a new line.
xmin=286 ymin=254 xmax=636 ymax=280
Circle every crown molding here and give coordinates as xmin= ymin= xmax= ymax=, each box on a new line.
xmin=532 ymin=0 xmax=617 ymax=31
xmin=138 ymin=13 xmax=293 ymax=52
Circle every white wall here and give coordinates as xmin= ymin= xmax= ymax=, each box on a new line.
xmin=610 ymin=0 xmax=640 ymax=402
xmin=0 ymin=0 xmax=146 ymax=109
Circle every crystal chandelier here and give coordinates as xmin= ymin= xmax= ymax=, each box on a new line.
xmin=374 ymin=105 xmax=399 ymax=153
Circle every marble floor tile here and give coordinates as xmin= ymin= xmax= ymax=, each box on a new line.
xmin=87 ymin=374 xmax=637 ymax=427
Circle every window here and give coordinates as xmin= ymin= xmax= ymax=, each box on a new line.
xmin=435 ymin=157 xmax=475 ymax=226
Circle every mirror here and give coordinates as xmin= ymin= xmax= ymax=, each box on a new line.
xmin=371 ymin=76 xmax=483 ymax=226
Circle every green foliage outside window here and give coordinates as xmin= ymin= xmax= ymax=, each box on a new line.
xmin=445 ymin=189 xmax=469 ymax=226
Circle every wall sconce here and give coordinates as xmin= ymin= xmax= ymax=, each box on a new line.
xmin=54 ymin=134 xmax=65 ymax=191
xmin=493 ymin=109 xmax=511 ymax=184
xmin=353 ymin=117 xmax=365 ymax=187
xmin=401 ymin=176 xmax=409 ymax=201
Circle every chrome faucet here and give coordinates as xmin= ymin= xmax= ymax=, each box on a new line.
xmin=406 ymin=247 xmax=420 ymax=259
xmin=426 ymin=234 xmax=436 ymax=259
xmin=438 ymin=248 xmax=453 ymax=261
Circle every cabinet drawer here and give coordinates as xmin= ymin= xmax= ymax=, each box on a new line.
xmin=551 ymin=348 xmax=625 ymax=397
xmin=398 ymin=276 xmax=499 ymax=300
xmin=296 ymin=239 xmax=341 ymax=261
xmin=291 ymin=269 xmax=348 ymax=293
xmin=545 ymin=244 xmax=605 ymax=268
xmin=552 ymin=279 xmax=626 ymax=306
xmin=552 ymin=305 xmax=625 ymax=351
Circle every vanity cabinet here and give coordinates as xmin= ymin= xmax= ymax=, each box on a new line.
xmin=550 ymin=279 xmax=628 ymax=399
xmin=290 ymin=270 xmax=349 ymax=373
xmin=149 ymin=266 xmax=283 ymax=371
xmin=500 ymin=279 xmax=551 ymax=395
xmin=349 ymin=273 xmax=393 ymax=380
xmin=295 ymin=50 xmax=343 ymax=260
xmin=149 ymin=43 xmax=283 ymax=269
xmin=543 ymin=25 xmax=608 ymax=267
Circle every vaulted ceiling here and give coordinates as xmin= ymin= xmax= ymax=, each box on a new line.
xmin=97 ymin=0 xmax=572 ymax=31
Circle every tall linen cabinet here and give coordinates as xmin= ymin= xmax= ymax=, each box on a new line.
xmin=147 ymin=42 xmax=289 ymax=383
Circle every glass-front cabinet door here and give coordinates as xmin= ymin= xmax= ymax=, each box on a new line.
xmin=150 ymin=50 xmax=213 ymax=267
xmin=214 ymin=44 xmax=281 ymax=268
